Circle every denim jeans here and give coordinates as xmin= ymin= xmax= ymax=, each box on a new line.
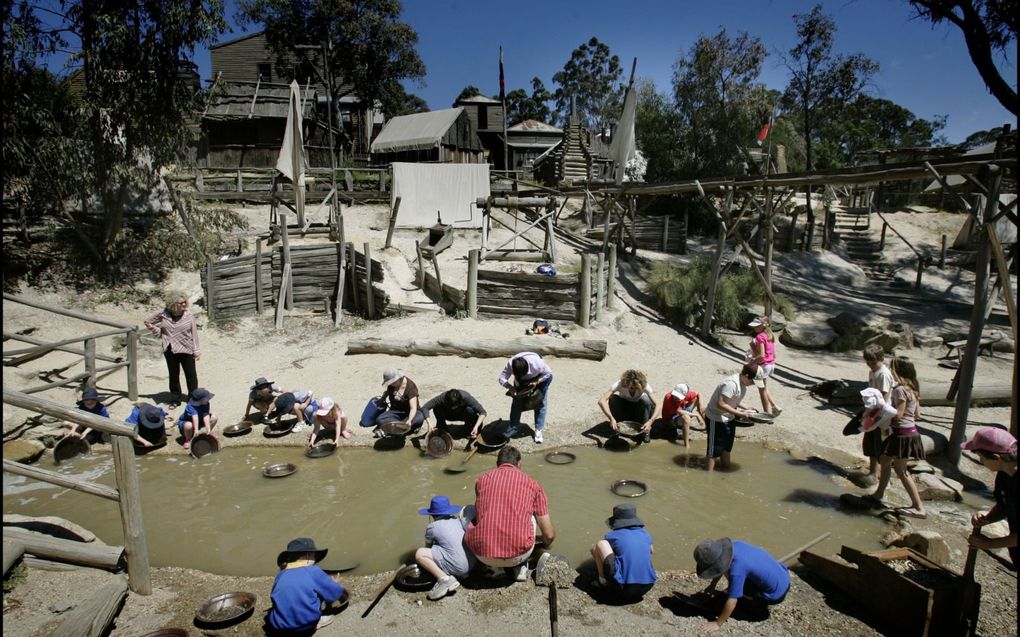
xmin=510 ymin=375 xmax=552 ymax=432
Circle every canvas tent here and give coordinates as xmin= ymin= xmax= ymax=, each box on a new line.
xmin=370 ymin=108 xmax=484 ymax=164
xmin=390 ymin=163 xmax=489 ymax=229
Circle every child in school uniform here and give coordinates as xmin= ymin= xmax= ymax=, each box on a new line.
xmin=176 ymin=387 xmax=218 ymax=450
xmin=268 ymin=538 xmax=345 ymax=634
xmin=244 ymin=377 xmax=281 ymax=421
xmin=591 ymin=504 xmax=656 ymax=601
xmin=63 ymin=387 xmax=110 ymax=444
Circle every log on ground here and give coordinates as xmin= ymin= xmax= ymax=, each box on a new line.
xmin=346 ymin=337 xmax=607 ymax=361
xmin=2 ymin=528 xmax=124 ymax=571
xmin=52 ymin=574 xmax=129 ymax=637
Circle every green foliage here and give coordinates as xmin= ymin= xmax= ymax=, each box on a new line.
xmin=454 ymin=85 xmax=482 ymax=104
xmin=552 ymin=37 xmax=623 ymax=131
xmin=506 ymin=78 xmax=553 ymax=124
xmin=240 ymin=0 xmax=426 ymax=119
xmin=3 ymin=564 xmax=27 ymax=593
xmin=646 ymin=258 xmax=794 ymax=331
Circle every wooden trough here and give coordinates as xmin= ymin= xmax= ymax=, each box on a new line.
xmin=419 ymin=222 xmax=453 ymax=259
xmin=799 ymin=546 xmax=979 ymax=636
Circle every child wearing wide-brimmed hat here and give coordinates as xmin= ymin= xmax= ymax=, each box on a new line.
xmin=126 ymin=402 xmax=171 ymax=447
xmin=415 ymin=495 xmax=475 ymax=601
xmin=693 ymin=537 xmax=790 ymax=632
xmin=265 ymin=390 xmax=314 ymax=433
xmin=244 ymin=377 xmax=281 ymax=421
xmin=268 ymin=537 xmax=345 ymax=633
xmin=591 ymin=504 xmax=656 ymax=600
xmin=62 ymin=387 xmax=110 ymax=444
xmin=962 ymin=427 xmax=1018 ymax=566
xmin=175 ymin=387 xmax=218 ymax=450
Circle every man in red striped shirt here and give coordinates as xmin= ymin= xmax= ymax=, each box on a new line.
xmin=464 ymin=446 xmax=556 ymax=581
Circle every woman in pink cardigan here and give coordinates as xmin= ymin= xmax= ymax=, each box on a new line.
xmin=145 ymin=291 xmax=200 ymax=406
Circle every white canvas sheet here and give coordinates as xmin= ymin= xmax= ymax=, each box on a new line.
xmin=391 ymin=163 xmax=489 ymax=229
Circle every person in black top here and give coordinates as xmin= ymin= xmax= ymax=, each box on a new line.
xmin=421 ymin=389 xmax=487 ymax=437
xmin=962 ymin=427 xmax=1018 ymax=566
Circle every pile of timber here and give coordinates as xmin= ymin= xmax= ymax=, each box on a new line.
xmin=587 ymin=214 xmax=684 ymax=252
xmin=421 ymin=269 xmax=466 ymax=310
xmin=272 ymin=243 xmax=388 ymax=316
xmin=476 ymin=270 xmax=582 ymax=322
xmin=201 ymin=253 xmax=273 ymax=319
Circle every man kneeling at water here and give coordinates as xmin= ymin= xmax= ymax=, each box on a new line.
xmin=464 ymin=446 xmax=556 ymax=581
xmin=693 ymin=537 xmax=790 ymax=632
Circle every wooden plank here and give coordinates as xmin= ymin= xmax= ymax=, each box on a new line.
xmin=3 ymin=540 xmax=25 ymax=576
xmin=467 ymin=249 xmax=479 ymax=319
xmin=2 ymin=388 xmax=136 ymax=437
xmin=1 ymin=333 xmax=118 ymax=364
xmin=111 ymin=436 xmax=150 ymax=594
xmin=346 ymin=337 xmax=607 ymax=360
xmin=275 ymin=263 xmax=290 ymax=330
xmin=384 ymin=196 xmax=401 ymax=249
xmin=2 ymin=293 xmax=134 ymax=330
xmin=52 ymin=575 xmax=129 ymax=637
xmin=2 ymin=459 xmax=120 ymax=501
xmin=2 ymin=528 xmax=123 ymax=571
xmin=479 ymin=309 xmax=578 ymax=321
xmin=334 ymin=237 xmax=346 ymax=327
xmin=477 ymin=270 xmax=580 ymax=286
xmin=595 ymin=253 xmax=605 ymax=323
xmin=4 ymin=328 xmax=130 ymax=363
xmin=255 ymin=238 xmax=264 ymax=315
xmin=364 ymin=242 xmax=376 ymax=318
xmin=125 ymin=330 xmax=138 ymax=401
xmin=578 ymin=254 xmax=591 ymax=328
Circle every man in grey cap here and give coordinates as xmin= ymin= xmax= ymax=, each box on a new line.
xmin=693 ymin=537 xmax=790 ymax=632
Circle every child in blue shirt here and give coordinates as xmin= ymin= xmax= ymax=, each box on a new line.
xmin=63 ymin=387 xmax=110 ymax=444
xmin=268 ymin=537 xmax=345 ymax=634
xmin=127 ymin=402 xmax=170 ymax=447
xmin=694 ymin=537 xmax=790 ymax=632
xmin=176 ymin=387 xmax=218 ymax=450
xmin=591 ymin=504 xmax=656 ymax=600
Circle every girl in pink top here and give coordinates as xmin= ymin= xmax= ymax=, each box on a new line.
xmin=748 ymin=317 xmax=782 ymax=416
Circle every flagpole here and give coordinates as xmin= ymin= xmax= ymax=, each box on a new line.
xmin=500 ymin=46 xmax=508 ymax=174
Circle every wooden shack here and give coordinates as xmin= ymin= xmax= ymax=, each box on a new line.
xmin=454 ymin=95 xmax=506 ymax=169
xmin=506 ymin=120 xmax=562 ymax=175
xmin=370 ymin=108 xmax=485 ymax=165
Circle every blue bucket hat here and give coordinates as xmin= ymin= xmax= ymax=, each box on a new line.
xmin=188 ymin=387 xmax=214 ymax=406
xmin=81 ymin=387 xmax=101 ymax=402
xmin=137 ymin=403 xmax=165 ymax=429
xmin=418 ymin=495 xmax=462 ymax=517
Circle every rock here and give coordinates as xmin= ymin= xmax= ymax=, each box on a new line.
xmin=888 ymin=531 xmax=952 ymax=566
xmin=919 ymin=428 xmax=948 ymax=456
xmin=863 ymin=329 xmax=902 ymax=353
xmin=49 ymin=602 xmax=73 ymax=614
xmin=827 ymin=311 xmax=898 ymax=352
xmin=914 ymin=472 xmax=961 ymax=502
xmin=780 ymin=321 xmax=837 ymax=350
xmin=827 ymin=311 xmax=872 ymax=336
xmin=2 ymin=440 xmax=45 ymax=464
xmin=987 ymin=330 xmax=1015 ymax=353
xmin=3 ymin=514 xmax=96 ymax=543
xmin=913 ymin=327 xmax=944 ymax=349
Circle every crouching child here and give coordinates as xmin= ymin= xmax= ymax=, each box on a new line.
xmin=693 ymin=537 xmax=790 ymax=632
xmin=268 ymin=538 xmax=345 ymax=634
xmin=592 ymin=504 xmax=656 ymax=601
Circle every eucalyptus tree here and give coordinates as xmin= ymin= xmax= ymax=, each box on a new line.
xmin=505 ymin=78 xmax=553 ymax=124
xmin=552 ymin=37 xmax=624 ymax=132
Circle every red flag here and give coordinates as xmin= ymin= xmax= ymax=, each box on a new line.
xmin=756 ymin=123 xmax=772 ymax=146
xmin=499 ymin=46 xmax=505 ymax=101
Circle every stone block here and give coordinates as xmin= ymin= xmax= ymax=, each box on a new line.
xmin=2 ymin=439 xmax=45 ymax=464
xmin=889 ymin=530 xmax=951 ymax=566
xmin=780 ymin=321 xmax=837 ymax=350
xmin=915 ymin=472 xmax=961 ymax=502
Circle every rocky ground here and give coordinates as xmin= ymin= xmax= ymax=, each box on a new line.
xmin=3 ymin=203 xmax=1016 ymax=636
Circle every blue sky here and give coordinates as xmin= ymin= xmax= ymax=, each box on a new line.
xmin=202 ymin=1 xmax=1012 ymax=143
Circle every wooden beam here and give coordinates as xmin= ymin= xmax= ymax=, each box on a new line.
xmin=364 ymin=242 xmax=376 ymax=318
xmin=346 ymin=337 xmax=607 ymax=361
xmin=2 ymin=528 xmax=123 ymax=571
xmin=111 ymin=435 xmax=150 ymax=594
xmin=607 ymin=245 xmax=617 ymax=309
xmin=467 ymin=249 xmax=479 ymax=319
xmin=125 ymin=330 xmax=138 ymax=401
xmin=334 ymin=240 xmax=346 ymax=327
xmin=1 ymin=333 xmax=119 ymax=364
xmin=3 ymin=459 xmax=120 ymax=501
xmin=52 ymin=575 xmax=129 ymax=637
xmin=3 ymin=540 xmax=25 ymax=576
xmin=275 ymin=263 xmax=291 ymax=330
xmin=579 ymin=254 xmax=592 ymax=328
xmin=280 ymin=212 xmax=293 ymax=310
xmin=384 ymin=196 xmax=401 ymax=249
xmin=3 ymin=388 xmax=136 ymax=437
xmin=255 ymin=238 xmax=264 ymax=315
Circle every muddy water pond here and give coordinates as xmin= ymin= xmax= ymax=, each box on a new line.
xmin=3 ymin=442 xmax=886 ymax=576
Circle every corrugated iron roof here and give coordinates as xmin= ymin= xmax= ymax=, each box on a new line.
xmin=508 ymin=119 xmax=561 ymax=133
xmin=203 ymin=82 xmax=316 ymax=121
xmin=456 ymin=95 xmax=501 ymax=104
xmin=370 ymin=107 xmax=465 ymax=153
xmin=209 ymin=30 xmax=266 ymax=50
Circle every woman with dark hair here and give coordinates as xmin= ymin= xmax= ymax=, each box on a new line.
xmin=867 ymin=358 xmax=926 ymax=519
xmin=145 ymin=291 xmax=200 ymax=406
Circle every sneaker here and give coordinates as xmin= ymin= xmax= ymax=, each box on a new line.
xmin=372 ymin=427 xmax=385 ymax=438
xmin=292 ymin=424 xmax=305 ymax=434
xmin=771 ymin=406 xmax=783 ymax=417
xmin=534 ymin=431 xmax=543 ymax=444
xmin=427 ymin=575 xmax=460 ymax=600
xmin=515 ymin=563 xmax=529 ymax=582
xmin=316 ymin=615 xmax=334 ymax=629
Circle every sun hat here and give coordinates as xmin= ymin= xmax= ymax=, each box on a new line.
xmin=137 ymin=403 xmax=165 ymax=429
xmin=315 ymin=397 xmax=335 ymax=417
xmin=251 ymin=377 xmax=274 ymax=390
xmin=276 ymin=537 xmax=328 ymax=568
xmin=274 ymin=392 xmax=298 ymax=414
xmin=671 ymin=383 xmax=690 ymax=399
xmin=188 ymin=388 xmax=214 ymax=406
xmin=748 ymin=317 xmax=765 ymax=328
xmin=693 ymin=537 xmax=734 ymax=579
xmin=418 ymin=495 xmax=463 ymax=517
xmin=381 ymin=368 xmax=405 ymax=387
xmin=961 ymin=427 xmax=1017 ymax=456
xmin=81 ymin=387 xmax=101 ymax=402
xmin=606 ymin=503 xmax=645 ymax=530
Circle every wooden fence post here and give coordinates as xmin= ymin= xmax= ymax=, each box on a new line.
xmin=578 ymin=253 xmax=592 ymax=328
xmin=205 ymin=260 xmax=216 ymax=321
xmin=431 ymin=253 xmax=444 ymax=304
xmin=275 ymin=264 xmax=290 ymax=330
xmin=702 ymin=218 xmax=727 ymax=338
xmin=879 ymin=222 xmax=887 ymax=251
xmin=467 ymin=249 xmax=479 ymax=319
xmin=280 ymin=213 xmax=293 ymax=310
xmin=346 ymin=243 xmax=361 ymax=315
xmin=661 ymin=216 xmax=670 ymax=252
xmin=110 ymin=435 xmax=151 ymax=594
xmin=84 ymin=339 xmax=97 ymax=388
xmin=415 ymin=240 xmax=425 ymax=288
xmin=915 ymin=258 xmax=925 ymax=290
xmin=595 ymin=252 xmax=605 ymax=323
xmin=255 ymin=238 xmax=264 ymax=315
xmin=384 ymin=196 xmax=402 ymax=249
xmin=334 ymin=241 xmax=346 ymax=327
xmin=545 ymin=211 xmax=557 ymax=263
xmin=939 ymin=234 xmax=947 ymax=268
xmin=125 ymin=331 xmax=138 ymax=401
xmin=607 ymin=245 xmax=617 ymax=309
xmin=364 ymin=242 xmax=375 ymax=318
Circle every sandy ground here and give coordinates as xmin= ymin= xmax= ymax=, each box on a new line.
xmin=2 ymin=203 xmax=1017 ymax=636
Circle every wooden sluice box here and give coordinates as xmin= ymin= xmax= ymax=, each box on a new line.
xmin=800 ymin=546 xmax=979 ymax=636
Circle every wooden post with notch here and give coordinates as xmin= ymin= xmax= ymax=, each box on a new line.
xmin=110 ymin=435 xmax=151 ymax=594
xmin=84 ymin=338 xmax=97 ymax=388
xmin=467 ymin=249 xmax=479 ymax=319
xmin=384 ymin=196 xmax=402 ymax=249
xmin=125 ymin=330 xmax=138 ymax=401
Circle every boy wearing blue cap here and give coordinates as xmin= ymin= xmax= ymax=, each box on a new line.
xmin=268 ymin=537 xmax=345 ymax=633
xmin=415 ymin=495 xmax=476 ymax=601
xmin=592 ymin=504 xmax=656 ymax=600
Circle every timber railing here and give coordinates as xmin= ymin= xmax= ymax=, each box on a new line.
xmin=167 ymin=166 xmax=391 ymax=202
xmin=2 ymin=293 xmax=139 ymax=400
xmin=875 ymin=210 xmax=931 ymax=290
xmin=2 ymin=388 xmax=151 ymax=594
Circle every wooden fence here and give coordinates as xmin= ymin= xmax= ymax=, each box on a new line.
xmin=201 ymin=241 xmax=387 ymax=320
xmin=2 ymin=293 xmax=139 ymax=400
xmin=2 ymin=388 xmax=151 ymax=595
xmin=167 ymin=166 xmax=391 ymax=202
xmin=587 ymin=214 xmax=685 ymax=252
